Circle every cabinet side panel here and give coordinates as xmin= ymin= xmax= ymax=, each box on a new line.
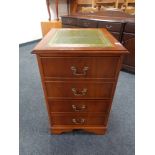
xmin=104 ymin=55 xmax=124 ymax=125
xmin=36 ymin=55 xmax=52 ymax=129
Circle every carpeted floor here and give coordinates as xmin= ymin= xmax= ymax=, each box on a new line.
xmin=19 ymin=41 xmax=135 ymax=155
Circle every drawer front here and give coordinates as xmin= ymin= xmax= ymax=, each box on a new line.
xmin=41 ymin=57 xmax=119 ymax=79
xmin=124 ymin=22 xmax=135 ymax=33
xmin=45 ymin=81 xmax=114 ymax=99
xmin=62 ymin=24 xmax=79 ymax=28
xmin=50 ymin=114 xmax=107 ymax=126
xmin=61 ymin=17 xmax=77 ymax=26
xmin=98 ymin=21 xmax=122 ymax=32
xmin=49 ymin=100 xmax=111 ymax=113
xmin=77 ymin=19 xmax=98 ymax=28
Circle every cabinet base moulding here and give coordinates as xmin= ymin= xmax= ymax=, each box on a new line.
xmin=49 ymin=126 xmax=107 ymax=135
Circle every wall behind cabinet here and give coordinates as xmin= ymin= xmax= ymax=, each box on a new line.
xmin=19 ymin=0 xmax=67 ymax=44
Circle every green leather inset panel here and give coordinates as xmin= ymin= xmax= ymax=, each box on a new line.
xmin=48 ymin=29 xmax=113 ymax=47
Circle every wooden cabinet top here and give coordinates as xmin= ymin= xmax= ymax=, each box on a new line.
xmin=32 ymin=28 xmax=128 ymax=54
xmin=61 ymin=11 xmax=135 ymax=23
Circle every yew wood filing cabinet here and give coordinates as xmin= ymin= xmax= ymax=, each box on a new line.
xmin=32 ymin=28 xmax=128 ymax=134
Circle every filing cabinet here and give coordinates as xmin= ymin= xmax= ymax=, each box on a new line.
xmin=32 ymin=28 xmax=128 ymax=134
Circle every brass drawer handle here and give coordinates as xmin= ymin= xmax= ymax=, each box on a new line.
xmin=72 ymin=88 xmax=87 ymax=96
xmin=72 ymin=105 xmax=86 ymax=112
xmin=106 ymin=25 xmax=112 ymax=29
xmin=72 ymin=118 xmax=85 ymax=124
xmin=71 ymin=66 xmax=88 ymax=76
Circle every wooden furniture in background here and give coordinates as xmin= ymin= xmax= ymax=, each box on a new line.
xmin=122 ymin=22 xmax=135 ymax=72
xmin=46 ymin=0 xmax=70 ymax=21
xmin=70 ymin=0 xmax=135 ymax=14
xmin=45 ymin=0 xmax=135 ymax=20
xmin=124 ymin=0 xmax=135 ymax=14
xmin=32 ymin=28 xmax=128 ymax=134
xmin=96 ymin=0 xmax=116 ymax=10
xmin=61 ymin=11 xmax=135 ymax=73
xmin=70 ymin=0 xmax=96 ymax=14
xmin=70 ymin=0 xmax=126 ymax=12
xmin=115 ymin=0 xmax=125 ymax=8
xmin=41 ymin=20 xmax=62 ymax=36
